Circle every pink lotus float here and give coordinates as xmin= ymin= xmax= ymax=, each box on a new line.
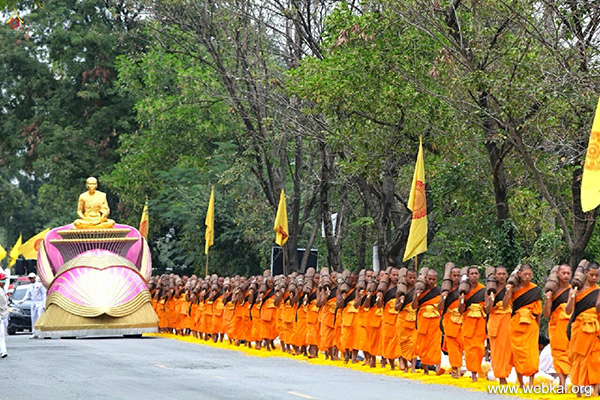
xmin=35 ymin=224 xmax=158 ymax=338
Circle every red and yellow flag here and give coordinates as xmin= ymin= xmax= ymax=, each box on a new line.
xmin=273 ymin=189 xmax=289 ymax=246
xmin=581 ymin=97 xmax=600 ymax=212
xmin=8 ymin=234 xmax=21 ymax=268
xmin=0 ymin=242 xmax=6 ymax=262
xmin=403 ymin=137 xmax=427 ymax=261
xmin=205 ymin=186 xmax=215 ymax=255
xmin=19 ymin=228 xmax=49 ymax=259
xmin=139 ymin=199 xmax=149 ymax=239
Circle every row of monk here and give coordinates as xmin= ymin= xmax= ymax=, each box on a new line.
xmin=148 ymin=261 xmax=600 ymax=394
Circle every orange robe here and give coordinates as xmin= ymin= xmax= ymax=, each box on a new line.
xmin=334 ymin=305 xmax=342 ymax=351
xmin=397 ymin=290 xmax=417 ymax=361
xmin=190 ymin=300 xmax=200 ymax=332
xmin=293 ymin=303 xmax=308 ymax=348
xmin=232 ymin=299 xmax=246 ymax=341
xmin=318 ymin=291 xmax=337 ymax=351
xmin=260 ymin=291 xmax=278 ymax=340
xmin=339 ymin=289 xmax=358 ymax=351
xmin=306 ymin=290 xmax=320 ymax=346
xmin=281 ymin=297 xmax=295 ymax=345
xmin=211 ymin=295 xmax=225 ymax=334
xmin=568 ymin=285 xmax=600 ymax=386
xmin=487 ymin=288 xmax=513 ymax=379
xmin=381 ymin=290 xmax=400 ymax=360
xmin=548 ymin=287 xmax=571 ymax=376
xmin=223 ymin=296 xmax=236 ymax=340
xmin=157 ymin=298 xmax=167 ymax=329
xmin=462 ymin=283 xmax=486 ymax=373
xmin=179 ymin=296 xmax=191 ymax=331
xmin=203 ymin=299 xmax=214 ymax=334
xmin=415 ymin=287 xmax=442 ymax=366
xmin=241 ymin=294 xmax=253 ymax=341
xmin=250 ymin=301 xmax=261 ymax=342
xmin=166 ymin=296 xmax=176 ymax=329
xmin=198 ymin=300 xmax=208 ymax=334
xmin=508 ymin=282 xmax=542 ymax=376
xmin=357 ymin=300 xmax=369 ymax=353
xmin=441 ymin=290 xmax=463 ymax=369
xmin=365 ymin=296 xmax=382 ymax=355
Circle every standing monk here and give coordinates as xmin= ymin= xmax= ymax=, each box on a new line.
xmin=317 ymin=277 xmax=338 ymax=360
xmin=459 ymin=267 xmax=486 ymax=382
xmin=412 ymin=269 xmax=442 ymax=374
xmin=396 ymin=269 xmax=417 ymax=372
xmin=503 ymin=264 xmax=542 ymax=388
xmin=565 ymin=262 xmax=600 ymax=397
xmin=379 ymin=268 xmax=400 ymax=370
xmin=543 ymin=264 xmax=571 ymax=390
xmin=259 ymin=276 xmax=278 ymax=351
xmin=339 ymin=273 xmax=359 ymax=363
xmin=438 ymin=266 xmax=462 ymax=378
xmin=485 ymin=265 xmax=512 ymax=384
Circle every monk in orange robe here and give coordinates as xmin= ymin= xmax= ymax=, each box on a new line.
xmin=380 ymin=268 xmax=400 ymax=370
xmin=438 ymin=267 xmax=462 ymax=378
xmin=485 ymin=265 xmax=512 ymax=384
xmin=305 ymin=273 xmax=321 ymax=358
xmin=223 ymin=289 xmax=236 ymax=344
xmin=281 ymin=285 xmax=297 ymax=353
xmin=157 ymin=290 xmax=167 ymax=333
xmin=503 ymin=264 xmax=542 ymax=388
xmin=565 ymin=262 xmax=600 ymax=396
xmin=396 ymin=269 xmax=417 ymax=372
xmin=317 ymin=282 xmax=338 ymax=360
xmin=459 ymin=267 xmax=486 ymax=382
xmin=412 ymin=269 xmax=441 ymax=374
xmin=542 ymin=264 xmax=571 ymax=390
xmin=292 ymin=288 xmax=308 ymax=356
xmin=260 ymin=277 xmax=278 ymax=351
xmin=211 ymin=286 xmax=225 ymax=343
xmin=339 ymin=283 xmax=359 ymax=363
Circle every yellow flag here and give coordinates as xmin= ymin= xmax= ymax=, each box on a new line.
xmin=273 ymin=189 xmax=289 ymax=246
xmin=205 ymin=187 xmax=215 ymax=255
xmin=19 ymin=228 xmax=50 ymax=259
xmin=0 ymin=243 xmax=6 ymax=262
xmin=581 ymin=97 xmax=600 ymax=212
xmin=8 ymin=234 xmax=22 ymax=268
xmin=139 ymin=199 xmax=149 ymax=239
xmin=403 ymin=137 xmax=428 ymax=261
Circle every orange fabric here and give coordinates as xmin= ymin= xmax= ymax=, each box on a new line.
xmin=260 ymin=295 xmax=278 ymax=340
xmin=318 ymin=296 xmax=336 ymax=351
xmin=365 ymin=305 xmax=382 ymax=356
xmin=306 ymin=294 xmax=320 ymax=346
xmin=508 ymin=282 xmax=542 ymax=376
xmin=241 ymin=300 xmax=253 ymax=341
xmin=157 ymin=298 xmax=167 ymax=329
xmin=415 ymin=288 xmax=441 ymax=366
xmin=281 ymin=300 xmax=295 ymax=344
xmin=569 ymin=285 xmax=600 ymax=386
xmin=334 ymin=306 xmax=342 ymax=351
xmin=548 ymin=289 xmax=571 ymax=376
xmin=462 ymin=284 xmax=486 ymax=373
xmin=357 ymin=303 xmax=369 ymax=352
xmin=203 ymin=299 xmax=214 ymax=334
xmin=381 ymin=298 xmax=400 ymax=359
xmin=223 ymin=300 xmax=235 ymax=339
xmin=397 ymin=303 xmax=417 ymax=361
xmin=487 ymin=299 xmax=512 ymax=379
xmin=250 ymin=303 xmax=261 ymax=341
xmin=180 ymin=298 xmax=191 ymax=330
xmin=441 ymin=297 xmax=463 ymax=369
xmin=293 ymin=304 xmax=307 ymax=347
xmin=211 ymin=296 xmax=225 ymax=334
xmin=166 ymin=297 xmax=176 ymax=328
xmin=340 ymin=300 xmax=358 ymax=351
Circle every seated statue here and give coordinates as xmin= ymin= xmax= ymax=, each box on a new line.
xmin=73 ymin=177 xmax=115 ymax=229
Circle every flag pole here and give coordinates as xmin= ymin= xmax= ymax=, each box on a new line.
xmin=414 ymin=255 xmax=418 ymax=271
xmin=205 ymin=252 xmax=209 ymax=276
xmin=282 ymin=244 xmax=286 ymax=275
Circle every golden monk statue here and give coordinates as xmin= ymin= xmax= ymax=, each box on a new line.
xmin=73 ymin=177 xmax=115 ymax=229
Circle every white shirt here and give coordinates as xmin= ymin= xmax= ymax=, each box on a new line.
xmin=539 ymin=344 xmax=556 ymax=375
xmin=0 ymin=286 xmax=8 ymax=319
xmin=23 ymin=281 xmax=47 ymax=304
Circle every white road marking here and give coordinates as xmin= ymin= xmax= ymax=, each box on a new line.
xmin=286 ymin=391 xmax=316 ymax=399
xmin=212 ymin=375 xmax=227 ymax=380
xmin=155 ymin=364 xmax=167 ymax=369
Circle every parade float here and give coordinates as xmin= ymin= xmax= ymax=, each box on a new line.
xmin=34 ymin=177 xmax=158 ymax=338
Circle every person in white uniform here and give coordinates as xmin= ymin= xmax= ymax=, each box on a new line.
xmin=0 ymin=273 xmax=9 ymax=358
xmin=18 ymin=273 xmax=47 ymax=338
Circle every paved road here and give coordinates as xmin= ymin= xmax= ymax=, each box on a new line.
xmin=0 ymin=334 xmax=510 ymax=400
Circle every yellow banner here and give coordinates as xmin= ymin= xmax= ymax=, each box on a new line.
xmin=273 ymin=189 xmax=289 ymax=246
xmin=8 ymin=234 xmax=22 ymax=268
xmin=19 ymin=228 xmax=49 ymax=259
xmin=403 ymin=137 xmax=427 ymax=261
xmin=205 ymin=187 xmax=215 ymax=255
xmin=581 ymin=97 xmax=600 ymax=212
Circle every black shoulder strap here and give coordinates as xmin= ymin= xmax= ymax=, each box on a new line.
xmin=566 ymin=288 xmax=599 ymax=340
xmin=464 ymin=287 xmax=485 ymax=309
xmin=511 ymin=286 xmax=541 ymax=316
xmin=550 ymin=288 xmax=569 ymax=314
xmin=418 ymin=286 xmax=441 ymax=307
xmin=442 ymin=289 xmax=459 ymax=315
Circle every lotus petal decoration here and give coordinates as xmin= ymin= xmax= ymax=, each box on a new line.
xmin=47 ymin=250 xmax=151 ymax=318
